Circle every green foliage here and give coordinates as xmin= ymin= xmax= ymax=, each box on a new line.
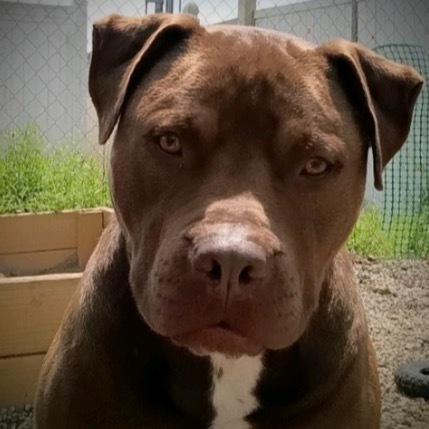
xmin=0 ymin=124 xmax=110 ymax=214
xmin=391 ymin=212 xmax=429 ymax=257
xmin=348 ymin=204 xmax=429 ymax=259
xmin=347 ymin=206 xmax=396 ymax=258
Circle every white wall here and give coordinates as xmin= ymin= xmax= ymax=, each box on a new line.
xmin=0 ymin=0 xmax=87 ymax=146
xmin=357 ymin=0 xmax=429 ymax=49
xmin=255 ymin=0 xmax=353 ymax=42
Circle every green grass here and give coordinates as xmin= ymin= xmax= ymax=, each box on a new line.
xmin=347 ymin=205 xmax=396 ymax=258
xmin=347 ymin=205 xmax=429 ymax=258
xmin=0 ymin=124 xmax=110 ymax=214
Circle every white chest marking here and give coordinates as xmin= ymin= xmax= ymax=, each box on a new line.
xmin=209 ymin=353 xmax=263 ymax=429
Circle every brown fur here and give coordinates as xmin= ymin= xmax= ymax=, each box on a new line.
xmin=34 ymin=13 xmax=423 ymax=429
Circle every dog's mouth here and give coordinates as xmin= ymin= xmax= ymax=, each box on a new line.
xmin=171 ymin=322 xmax=264 ymax=357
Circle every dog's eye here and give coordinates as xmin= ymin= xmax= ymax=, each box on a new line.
xmin=302 ymin=157 xmax=329 ymax=176
xmin=158 ymin=133 xmax=181 ymax=155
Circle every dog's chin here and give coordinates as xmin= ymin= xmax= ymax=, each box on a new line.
xmin=170 ymin=326 xmax=264 ymax=357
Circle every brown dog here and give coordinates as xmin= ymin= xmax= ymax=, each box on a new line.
xmin=34 ymin=13 xmax=423 ymax=429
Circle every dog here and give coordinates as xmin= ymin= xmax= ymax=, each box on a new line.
xmin=34 ymin=13 xmax=423 ymax=429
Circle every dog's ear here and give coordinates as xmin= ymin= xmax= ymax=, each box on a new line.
xmin=89 ymin=13 xmax=201 ymax=145
xmin=318 ymin=40 xmax=423 ymax=190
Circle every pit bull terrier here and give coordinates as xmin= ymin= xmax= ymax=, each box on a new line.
xmin=34 ymin=13 xmax=423 ymax=429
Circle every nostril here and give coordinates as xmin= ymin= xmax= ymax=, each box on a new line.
xmin=208 ymin=260 xmax=222 ymax=282
xmin=239 ymin=266 xmax=252 ymax=285
xmin=191 ymin=237 xmax=268 ymax=289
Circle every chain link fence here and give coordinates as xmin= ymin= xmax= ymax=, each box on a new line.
xmin=1 ymin=0 xmax=427 ymax=257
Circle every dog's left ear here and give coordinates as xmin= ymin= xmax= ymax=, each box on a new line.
xmin=318 ymin=40 xmax=423 ymax=190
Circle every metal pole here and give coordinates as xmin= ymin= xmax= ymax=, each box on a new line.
xmin=351 ymin=0 xmax=358 ymax=42
xmin=155 ymin=1 xmax=163 ymax=13
xmin=238 ymin=0 xmax=256 ymax=26
xmin=165 ymin=0 xmax=174 ymax=13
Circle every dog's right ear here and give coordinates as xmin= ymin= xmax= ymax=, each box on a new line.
xmin=89 ymin=14 xmax=201 ymax=145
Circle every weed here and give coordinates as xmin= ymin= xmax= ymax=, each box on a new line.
xmin=0 ymin=124 xmax=110 ymax=213
xmin=347 ymin=206 xmax=396 ymax=258
xmin=348 ymin=204 xmax=429 ymax=258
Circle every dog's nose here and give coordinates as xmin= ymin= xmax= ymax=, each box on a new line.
xmin=192 ymin=238 xmax=267 ymax=289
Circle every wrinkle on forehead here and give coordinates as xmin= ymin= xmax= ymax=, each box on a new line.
xmin=134 ymin=23 xmax=319 ymax=102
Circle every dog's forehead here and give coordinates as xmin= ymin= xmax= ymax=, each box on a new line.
xmin=136 ymin=25 xmax=331 ymax=120
xmin=196 ymin=25 xmax=318 ymax=81
xmin=192 ymin=26 xmax=327 ymax=109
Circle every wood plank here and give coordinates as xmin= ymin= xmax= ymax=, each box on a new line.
xmin=0 ymin=249 xmax=77 ymax=276
xmin=77 ymin=211 xmax=103 ymax=269
xmin=0 ymin=354 xmax=45 ymax=407
xmin=102 ymin=207 xmax=115 ymax=228
xmin=0 ymin=211 xmax=78 ymax=254
xmin=0 ymin=274 xmax=81 ymax=357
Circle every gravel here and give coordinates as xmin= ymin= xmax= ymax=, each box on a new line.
xmin=2 ymin=258 xmax=428 ymax=428
xmin=0 ymin=405 xmax=32 ymax=429
xmin=354 ymin=257 xmax=429 ymax=429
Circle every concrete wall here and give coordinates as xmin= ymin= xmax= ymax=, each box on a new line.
xmin=0 ymin=0 xmax=87 ymax=146
xmin=255 ymin=0 xmax=353 ymax=42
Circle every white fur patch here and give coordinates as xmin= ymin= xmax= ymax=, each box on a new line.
xmin=209 ymin=353 xmax=263 ymax=429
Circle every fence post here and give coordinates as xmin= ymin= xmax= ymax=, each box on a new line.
xmin=238 ymin=0 xmax=256 ymax=26
xmin=351 ymin=0 xmax=358 ymax=42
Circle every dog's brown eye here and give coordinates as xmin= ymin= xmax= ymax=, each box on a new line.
xmin=302 ymin=157 xmax=329 ymax=176
xmin=158 ymin=133 xmax=181 ymax=155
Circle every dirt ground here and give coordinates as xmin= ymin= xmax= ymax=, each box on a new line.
xmin=354 ymin=257 xmax=429 ymax=429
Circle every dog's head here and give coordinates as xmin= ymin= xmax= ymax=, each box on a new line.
xmin=89 ymin=14 xmax=422 ymax=356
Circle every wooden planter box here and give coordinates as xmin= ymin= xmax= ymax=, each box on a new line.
xmin=0 ymin=208 xmax=114 ymax=407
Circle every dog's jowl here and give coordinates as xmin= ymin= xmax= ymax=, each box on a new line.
xmin=34 ymin=13 xmax=423 ymax=429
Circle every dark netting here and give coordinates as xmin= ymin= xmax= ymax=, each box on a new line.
xmin=374 ymin=44 xmax=429 ymax=257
